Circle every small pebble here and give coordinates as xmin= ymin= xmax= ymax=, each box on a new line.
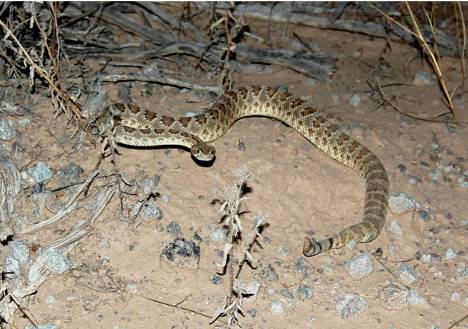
xmin=409 ymin=289 xmax=428 ymax=305
xmin=100 ymin=239 xmax=110 ymax=249
xmin=349 ymin=94 xmax=361 ymax=107
xmin=388 ymin=193 xmax=419 ymax=214
xmin=236 ymin=280 xmax=261 ymax=298
xmin=378 ymin=283 xmax=409 ymax=310
xmin=211 ymin=275 xmax=222 ymax=285
xmin=397 ymin=164 xmax=406 ymax=173
xmin=445 ymin=248 xmax=457 ymax=260
xmin=23 ymin=161 xmax=53 ymax=184
xmin=141 ymin=175 xmax=160 ymax=195
xmin=389 ymin=220 xmax=404 ymax=235
xmin=45 ymin=295 xmax=55 ymax=305
xmin=280 ymin=246 xmax=289 ymax=257
xmin=450 ymin=292 xmax=460 ymax=302
xmin=247 ymin=308 xmax=257 ymax=318
xmin=18 ymin=118 xmax=31 ymax=127
xmin=418 ymin=210 xmax=430 ymax=221
xmin=238 ymin=141 xmax=246 ymax=151
xmin=209 ymin=228 xmax=228 ymax=243
xmin=166 ymin=221 xmax=181 ymax=235
xmin=9 ymin=240 xmax=30 ymax=264
xmin=127 ymin=282 xmax=137 ymax=291
xmin=295 ymin=258 xmax=310 ymax=278
xmin=0 ymin=119 xmax=16 ymax=140
xmin=140 ymin=201 xmax=163 ymax=220
xmin=346 ymin=252 xmax=373 ymax=279
xmin=281 ymin=289 xmax=294 ymax=299
xmin=162 ymin=238 xmax=200 ymax=268
xmin=398 ymin=263 xmax=419 ymax=284
xmin=4 ymin=256 xmax=20 ymax=277
xmin=28 ymin=248 xmax=72 ymax=284
xmin=296 ymin=284 xmax=313 ymax=300
xmin=184 ymin=111 xmax=199 ymax=117
xmin=335 ymin=293 xmax=367 ymax=319
xmin=271 ymin=301 xmax=284 ymax=314
xmin=457 ymin=262 xmax=468 ymax=280
xmin=261 ymin=264 xmax=279 ymax=282
xmin=413 ymin=71 xmax=434 ymax=86
xmin=420 ymin=254 xmax=432 ymax=263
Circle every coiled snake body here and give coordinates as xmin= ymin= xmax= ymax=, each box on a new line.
xmin=98 ymin=86 xmax=389 ymax=256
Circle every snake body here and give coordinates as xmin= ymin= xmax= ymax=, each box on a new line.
xmin=99 ymin=86 xmax=389 ymax=256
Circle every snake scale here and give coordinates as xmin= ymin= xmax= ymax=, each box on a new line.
xmin=97 ymin=86 xmax=389 ymax=257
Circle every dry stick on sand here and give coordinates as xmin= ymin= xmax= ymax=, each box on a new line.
xmin=369 ymin=3 xmax=462 ymax=123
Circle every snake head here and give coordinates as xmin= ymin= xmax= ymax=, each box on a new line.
xmin=190 ymin=142 xmax=216 ymax=162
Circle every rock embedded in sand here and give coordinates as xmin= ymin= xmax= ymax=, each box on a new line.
xmin=335 ymin=293 xmax=367 ymax=319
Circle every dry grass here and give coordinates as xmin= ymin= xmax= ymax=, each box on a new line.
xmin=370 ymin=2 xmax=466 ymax=123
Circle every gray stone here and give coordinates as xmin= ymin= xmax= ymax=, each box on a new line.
xmin=409 ymin=289 xmax=428 ymax=305
xmin=0 ymin=119 xmax=16 ymax=140
xmin=296 ymin=284 xmax=313 ymax=300
xmin=349 ymin=94 xmax=361 ymax=107
xmin=28 ymin=248 xmax=72 ymax=283
xmin=271 ymin=301 xmax=284 ymax=314
xmin=9 ymin=240 xmax=30 ymax=264
xmin=389 ymin=220 xmax=404 ymax=235
xmin=457 ymin=262 xmax=468 ymax=280
xmin=378 ymin=283 xmax=409 ymax=310
xmin=209 ymin=228 xmax=228 ymax=243
xmin=211 ymin=275 xmax=222 ymax=285
xmin=417 ymin=210 xmax=430 ymax=221
xmin=166 ymin=221 xmax=181 ymax=235
xmin=236 ymin=280 xmax=261 ymax=299
xmin=23 ymin=161 xmax=53 ymax=184
xmin=4 ymin=256 xmax=20 ymax=277
xmin=335 ymin=293 xmax=367 ymax=319
xmin=140 ymin=201 xmax=163 ymax=220
xmin=261 ymin=264 xmax=279 ymax=282
xmin=445 ymin=248 xmax=457 ymax=260
xmin=17 ymin=118 xmax=31 ymax=127
xmin=295 ymin=258 xmax=310 ymax=278
xmin=141 ymin=175 xmax=160 ymax=195
xmin=388 ymin=193 xmax=419 ymax=214
xmin=398 ymin=263 xmax=419 ymax=284
xmin=280 ymin=289 xmax=294 ymax=299
xmin=162 ymin=238 xmax=200 ymax=268
xmin=346 ymin=252 xmax=373 ymax=279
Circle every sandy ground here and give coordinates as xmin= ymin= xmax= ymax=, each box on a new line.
xmin=1 ymin=12 xmax=467 ymax=329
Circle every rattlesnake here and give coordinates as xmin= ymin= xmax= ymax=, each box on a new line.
xmin=96 ymin=86 xmax=389 ymax=257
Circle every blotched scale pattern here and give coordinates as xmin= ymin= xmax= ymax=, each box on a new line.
xmin=98 ymin=86 xmax=389 ymax=257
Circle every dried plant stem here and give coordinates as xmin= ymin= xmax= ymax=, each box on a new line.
xmin=0 ymin=20 xmax=82 ymax=120
xmin=456 ymin=3 xmax=466 ymax=82
xmin=369 ymin=3 xmax=462 ymax=122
